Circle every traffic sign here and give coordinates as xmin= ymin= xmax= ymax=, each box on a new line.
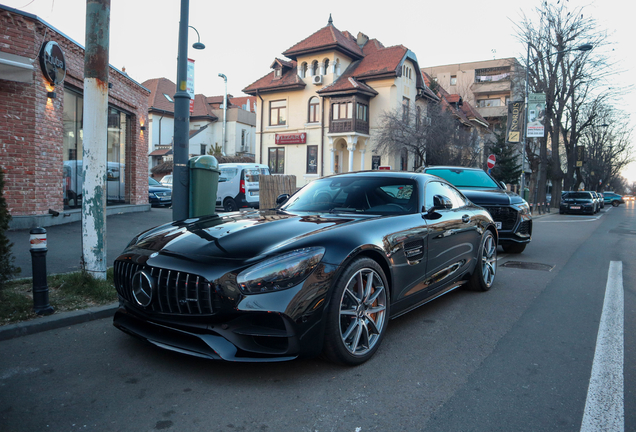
xmin=487 ymin=154 xmax=496 ymax=169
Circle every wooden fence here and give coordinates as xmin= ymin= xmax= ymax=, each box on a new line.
xmin=260 ymin=175 xmax=297 ymax=210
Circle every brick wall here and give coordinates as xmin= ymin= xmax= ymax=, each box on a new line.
xmin=0 ymin=8 xmax=149 ymax=218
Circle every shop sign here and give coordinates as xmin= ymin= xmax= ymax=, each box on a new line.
xmin=275 ymin=133 xmax=307 ymax=145
xmin=39 ymin=41 xmax=66 ymax=85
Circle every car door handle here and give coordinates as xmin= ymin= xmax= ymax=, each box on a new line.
xmin=462 ymin=214 xmax=471 ymax=223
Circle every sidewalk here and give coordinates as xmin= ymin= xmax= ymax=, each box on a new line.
xmin=6 ymin=207 xmax=174 ymax=279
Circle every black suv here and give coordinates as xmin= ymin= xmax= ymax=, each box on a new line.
xmin=421 ymin=166 xmax=532 ymax=253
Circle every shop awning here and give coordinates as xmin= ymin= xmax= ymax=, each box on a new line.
xmin=0 ymin=52 xmax=34 ymax=83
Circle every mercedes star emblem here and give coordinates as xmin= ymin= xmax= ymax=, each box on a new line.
xmin=131 ymin=270 xmax=153 ymax=307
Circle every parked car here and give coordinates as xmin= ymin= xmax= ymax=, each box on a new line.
xmin=160 ymin=175 xmax=172 ymax=188
xmin=602 ymin=192 xmax=624 ymax=207
xmin=419 ymin=166 xmax=531 ymax=254
xmin=113 ymin=171 xmax=498 ymax=365
xmin=148 ymin=177 xmax=171 ymax=207
xmin=595 ymin=192 xmax=605 ymax=209
xmin=560 ymin=191 xmax=596 ymax=214
xmin=217 ymin=163 xmax=270 ymax=212
xmin=591 ymin=191 xmax=603 ymax=211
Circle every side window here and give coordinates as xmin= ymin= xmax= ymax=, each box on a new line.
xmin=425 ymin=181 xmax=448 ymax=210
xmin=445 ymin=185 xmax=468 ymax=208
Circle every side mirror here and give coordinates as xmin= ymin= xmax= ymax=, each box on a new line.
xmin=276 ymin=194 xmax=290 ymax=206
xmin=499 ymin=181 xmax=507 ymax=190
xmin=433 ymin=195 xmax=453 ymax=210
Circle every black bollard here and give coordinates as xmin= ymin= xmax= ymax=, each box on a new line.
xmin=30 ymin=227 xmax=54 ymax=316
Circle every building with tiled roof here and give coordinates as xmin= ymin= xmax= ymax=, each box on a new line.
xmin=142 ymin=78 xmax=256 ymax=174
xmin=243 ymin=16 xmax=438 ymax=185
xmin=421 ymin=58 xmax=523 ymax=131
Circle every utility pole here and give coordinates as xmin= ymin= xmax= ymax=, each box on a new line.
xmin=172 ymin=0 xmax=191 ymax=221
xmin=82 ymin=0 xmax=110 ymax=280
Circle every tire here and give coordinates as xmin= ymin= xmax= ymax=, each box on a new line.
xmin=467 ymin=230 xmax=497 ymax=291
xmin=223 ymin=198 xmax=238 ymax=212
xmin=612 ymin=201 xmax=620 ymax=207
xmin=502 ymin=242 xmax=527 ymax=254
xmin=323 ymin=258 xmax=390 ymax=366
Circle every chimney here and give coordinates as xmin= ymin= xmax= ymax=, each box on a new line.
xmin=356 ymin=32 xmax=369 ymax=48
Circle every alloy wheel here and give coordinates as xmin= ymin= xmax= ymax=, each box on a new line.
xmin=481 ymin=234 xmax=497 ymax=287
xmin=339 ymin=268 xmax=387 ymax=357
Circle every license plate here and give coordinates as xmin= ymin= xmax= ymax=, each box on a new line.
xmin=160 ymin=197 xmax=170 ymax=201
xmin=250 ymin=191 xmax=259 ymax=196
xmin=495 ymin=222 xmax=502 ymax=229
xmin=570 ymin=206 xmax=580 ymax=209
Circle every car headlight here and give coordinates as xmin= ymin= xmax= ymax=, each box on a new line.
xmin=237 ymin=247 xmax=325 ymax=294
xmin=149 ymin=192 xmax=158 ymax=198
xmin=512 ymin=201 xmax=530 ymax=215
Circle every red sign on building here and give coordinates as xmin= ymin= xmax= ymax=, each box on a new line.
xmin=275 ymin=133 xmax=307 ymax=145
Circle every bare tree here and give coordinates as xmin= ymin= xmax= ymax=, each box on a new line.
xmin=373 ymin=101 xmax=481 ymax=168
xmin=514 ymin=1 xmax=618 ymax=206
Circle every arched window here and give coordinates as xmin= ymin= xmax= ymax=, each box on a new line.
xmin=308 ymin=97 xmax=319 ymax=123
xmin=334 ymin=59 xmax=340 ymax=76
xmin=311 ymin=60 xmax=319 ymax=76
xmin=323 ymin=59 xmax=330 ymax=75
xmin=300 ymin=62 xmax=308 ymax=78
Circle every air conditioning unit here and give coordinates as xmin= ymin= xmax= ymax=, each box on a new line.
xmin=312 ymin=75 xmax=323 ymax=85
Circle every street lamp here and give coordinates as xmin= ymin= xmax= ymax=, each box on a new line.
xmin=218 ymin=73 xmax=227 ymax=156
xmin=173 ymin=0 xmax=205 ymax=222
xmin=522 ymin=42 xmax=593 ymax=196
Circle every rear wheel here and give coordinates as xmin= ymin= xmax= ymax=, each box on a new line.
xmin=223 ymin=198 xmax=238 ymax=212
xmin=612 ymin=201 xmax=620 ymax=207
xmin=467 ymin=230 xmax=497 ymax=291
xmin=323 ymin=258 xmax=389 ymax=365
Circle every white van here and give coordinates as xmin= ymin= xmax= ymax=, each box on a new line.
xmin=216 ymin=163 xmax=270 ymax=211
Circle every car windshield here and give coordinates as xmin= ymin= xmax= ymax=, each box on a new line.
xmin=149 ymin=178 xmax=161 ymax=186
xmin=564 ymin=192 xmax=592 ymax=199
xmin=425 ymin=168 xmax=499 ymax=189
xmin=280 ymin=177 xmax=418 ymax=215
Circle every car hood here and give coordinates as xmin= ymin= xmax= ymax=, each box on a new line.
xmin=149 ymin=185 xmax=171 ymax=193
xmin=126 ymin=210 xmax=367 ymax=260
xmin=458 ymin=188 xmax=523 ymax=206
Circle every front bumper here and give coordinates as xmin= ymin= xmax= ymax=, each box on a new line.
xmin=112 ymin=257 xmax=337 ymax=362
xmin=482 ymin=206 xmax=532 ymax=245
xmin=560 ymin=204 xmax=595 ymax=214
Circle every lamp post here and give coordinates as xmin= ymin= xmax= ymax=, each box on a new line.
xmin=172 ymin=0 xmax=205 ymax=221
xmin=218 ymin=73 xmax=227 ymax=156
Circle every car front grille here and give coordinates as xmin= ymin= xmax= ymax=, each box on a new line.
xmin=154 ymin=191 xmax=171 ymax=198
xmin=482 ymin=206 xmax=518 ymax=231
xmin=517 ymin=220 xmax=531 ymax=235
xmin=114 ymin=260 xmax=217 ymax=315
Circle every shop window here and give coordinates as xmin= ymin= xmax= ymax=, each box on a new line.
xmin=268 ymin=147 xmax=285 ymax=173
xmin=307 ymin=145 xmax=318 ymax=174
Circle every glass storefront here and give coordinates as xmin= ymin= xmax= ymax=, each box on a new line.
xmin=62 ymin=88 xmax=131 ymax=209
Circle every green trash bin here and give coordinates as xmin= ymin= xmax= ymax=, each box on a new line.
xmin=188 ymin=155 xmax=221 ymax=218
xmin=523 ymin=187 xmax=530 ymax=202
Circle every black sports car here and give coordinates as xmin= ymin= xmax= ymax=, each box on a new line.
xmin=420 ymin=166 xmax=532 ymax=254
xmin=113 ymin=172 xmax=498 ymax=365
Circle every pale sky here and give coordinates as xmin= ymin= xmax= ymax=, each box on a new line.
xmin=4 ymin=0 xmax=635 ymax=182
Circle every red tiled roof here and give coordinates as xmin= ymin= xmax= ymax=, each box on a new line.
xmin=460 ymin=102 xmax=489 ymax=127
xmin=362 ymin=39 xmax=385 ymax=55
xmin=353 ymin=45 xmax=406 ymax=78
xmin=149 ymin=148 xmax=172 ymax=156
xmin=191 ymin=94 xmax=218 ymax=119
xmin=243 ymin=61 xmax=306 ymax=95
xmin=282 ymin=24 xmax=364 ymax=60
xmin=317 ymin=62 xmax=378 ymax=96
xmin=230 ymin=96 xmax=257 ymax=112
xmin=142 ymin=77 xmax=177 ymax=113
xmin=446 ymin=94 xmax=462 ymax=104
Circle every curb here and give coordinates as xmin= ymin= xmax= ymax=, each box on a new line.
xmin=0 ymin=302 xmax=119 ymax=342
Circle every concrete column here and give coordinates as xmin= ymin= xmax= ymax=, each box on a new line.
xmin=360 ymin=148 xmax=366 ymax=171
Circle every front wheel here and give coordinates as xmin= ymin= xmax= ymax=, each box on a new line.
xmin=323 ymin=258 xmax=389 ymax=366
xmin=467 ymin=230 xmax=497 ymax=292
xmin=612 ymin=201 xmax=620 ymax=207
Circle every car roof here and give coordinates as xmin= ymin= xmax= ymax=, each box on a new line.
xmin=423 ymin=165 xmax=483 ymax=172
xmin=318 ymin=170 xmax=438 ymax=182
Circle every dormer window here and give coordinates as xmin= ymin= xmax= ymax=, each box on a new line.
xmin=275 ymin=68 xmax=282 ymax=77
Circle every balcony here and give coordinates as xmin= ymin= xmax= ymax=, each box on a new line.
xmin=471 ymin=80 xmax=511 ymax=95
xmin=476 ymin=105 xmax=507 ymax=118
xmin=330 ymin=119 xmax=369 ymax=135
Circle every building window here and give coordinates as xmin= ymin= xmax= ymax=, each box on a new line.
xmin=275 ymin=68 xmax=281 ymax=77
xmin=450 ymin=75 xmax=457 ymax=86
xmin=323 ymin=59 xmax=330 ymax=75
xmin=300 ymin=62 xmax=308 ymax=78
xmin=356 ymin=103 xmax=368 ymax=122
xmin=477 ymin=99 xmax=502 ymax=108
xmin=307 ymin=145 xmax=318 ymax=174
xmin=400 ymin=148 xmax=408 ymax=171
xmin=200 ymin=144 xmax=207 ymax=155
xmin=308 ymin=97 xmax=320 ymax=123
xmin=311 ymin=60 xmax=319 ymax=76
xmin=372 ymin=155 xmax=381 ymax=170
xmin=268 ymin=147 xmax=285 ymax=173
xmin=332 ymin=102 xmax=352 ymax=120
xmin=402 ymin=97 xmax=410 ymax=122
xmin=269 ymin=99 xmax=287 ymax=126
xmin=241 ymin=129 xmax=246 ymax=147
